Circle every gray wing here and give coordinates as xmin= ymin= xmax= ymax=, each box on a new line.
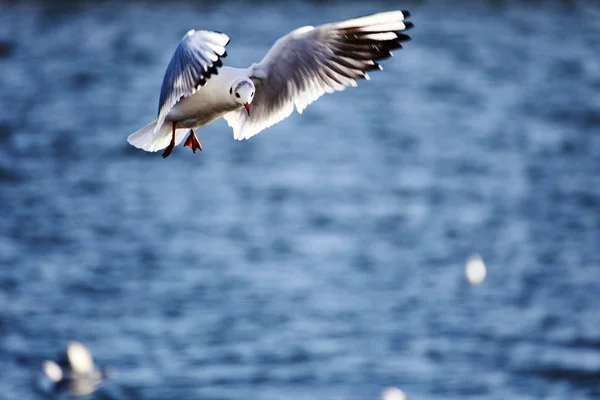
xmin=223 ymin=10 xmax=412 ymax=140
xmin=155 ymin=30 xmax=230 ymax=133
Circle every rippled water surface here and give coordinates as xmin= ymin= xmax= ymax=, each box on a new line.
xmin=1 ymin=1 xmax=599 ymax=399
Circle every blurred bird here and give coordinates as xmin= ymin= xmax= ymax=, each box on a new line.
xmin=381 ymin=386 xmax=409 ymax=400
xmin=465 ymin=253 xmax=487 ymax=285
xmin=41 ymin=341 xmax=110 ymax=396
xmin=127 ymin=10 xmax=413 ymax=158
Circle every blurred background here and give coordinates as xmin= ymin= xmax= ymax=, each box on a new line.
xmin=0 ymin=0 xmax=599 ymax=399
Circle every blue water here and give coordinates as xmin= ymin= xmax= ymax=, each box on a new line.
xmin=1 ymin=1 xmax=600 ymax=399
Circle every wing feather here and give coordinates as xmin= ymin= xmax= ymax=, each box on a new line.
xmin=155 ymin=30 xmax=229 ymax=133
xmin=224 ymin=10 xmax=412 ymax=140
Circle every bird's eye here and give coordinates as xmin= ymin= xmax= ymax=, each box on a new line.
xmin=235 ymin=93 xmax=240 ymax=98
xmin=251 ymin=92 xmax=254 ymax=97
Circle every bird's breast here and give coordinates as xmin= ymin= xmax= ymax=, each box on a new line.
xmin=167 ymin=84 xmax=238 ymax=128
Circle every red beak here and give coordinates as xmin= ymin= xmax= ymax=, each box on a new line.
xmin=244 ymin=102 xmax=250 ymax=116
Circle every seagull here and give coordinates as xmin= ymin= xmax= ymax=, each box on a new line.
xmin=41 ymin=341 xmax=110 ymax=396
xmin=382 ymin=387 xmax=409 ymax=400
xmin=127 ymin=10 xmax=413 ymax=158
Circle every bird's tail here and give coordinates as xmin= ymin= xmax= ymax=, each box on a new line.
xmin=127 ymin=120 xmax=189 ymax=152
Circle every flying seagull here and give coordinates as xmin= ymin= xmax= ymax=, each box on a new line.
xmin=127 ymin=10 xmax=413 ymax=158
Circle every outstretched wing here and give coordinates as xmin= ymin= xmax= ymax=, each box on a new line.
xmin=223 ymin=10 xmax=412 ymax=140
xmin=155 ymin=30 xmax=230 ymax=133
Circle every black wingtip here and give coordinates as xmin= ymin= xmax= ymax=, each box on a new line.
xmin=404 ymin=21 xmax=414 ymax=31
xmin=396 ymin=33 xmax=412 ymax=43
xmin=221 ymin=50 xmax=228 ymax=58
xmin=401 ymin=10 xmax=411 ymax=18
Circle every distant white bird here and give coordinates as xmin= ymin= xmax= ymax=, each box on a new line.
xmin=127 ymin=10 xmax=413 ymax=158
xmin=465 ymin=253 xmax=487 ymax=285
xmin=382 ymin=386 xmax=409 ymax=400
xmin=41 ymin=341 xmax=109 ymax=396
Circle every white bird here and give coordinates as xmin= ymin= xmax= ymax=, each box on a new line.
xmin=465 ymin=253 xmax=487 ymax=285
xmin=127 ymin=10 xmax=413 ymax=158
xmin=382 ymin=386 xmax=409 ymax=400
xmin=41 ymin=341 xmax=110 ymax=396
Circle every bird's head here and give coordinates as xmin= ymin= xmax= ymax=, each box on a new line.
xmin=230 ymin=78 xmax=255 ymax=116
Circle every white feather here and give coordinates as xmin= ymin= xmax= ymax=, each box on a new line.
xmin=155 ymin=30 xmax=230 ymax=133
xmin=127 ymin=120 xmax=189 ymax=152
xmin=223 ymin=10 xmax=412 ymax=140
xmin=334 ymin=10 xmax=408 ymax=28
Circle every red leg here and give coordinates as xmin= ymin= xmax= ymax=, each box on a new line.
xmin=184 ymin=129 xmax=203 ymax=153
xmin=162 ymin=121 xmax=176 ymax=158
